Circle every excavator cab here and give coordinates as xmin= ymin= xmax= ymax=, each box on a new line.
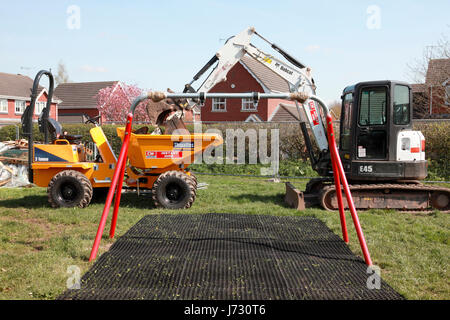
xmin=339 ymin=80 xmax=427 ymax=181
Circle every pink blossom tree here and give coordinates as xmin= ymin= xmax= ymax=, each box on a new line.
xmin=96 ymin=83 xmax=151 ymax=123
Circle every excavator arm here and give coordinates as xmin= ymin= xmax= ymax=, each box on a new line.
xmin=183 ymin=27 xmax=329 ymax=162
xmin=184 ymin=27 xmax=254 ymax=94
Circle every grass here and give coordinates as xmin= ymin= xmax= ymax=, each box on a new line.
xmin=0 ymin=175 xmax=449 ymax=300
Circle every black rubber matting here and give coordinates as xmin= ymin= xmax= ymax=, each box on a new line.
xmin=59 ymin=213 xmax=404 ymax=300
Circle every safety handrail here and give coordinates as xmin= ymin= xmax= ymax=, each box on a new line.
xmin=128 ymin=91 xmax=312 ymax=114
xmin=311 ymin=95 xmax=372 ymax=266
xmin=90 ymin=91 xmax=373 ymax=267
xmin=22 ymin=70 xmax=55 ymax=183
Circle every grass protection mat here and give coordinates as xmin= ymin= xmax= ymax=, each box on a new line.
xmin=59 ymin=213 xmax=403 ymax=300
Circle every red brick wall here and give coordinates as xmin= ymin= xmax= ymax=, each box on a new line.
xmin=58 ymin=108 xmax=99 ymax=118
xmin=200 ymin=63 xmax=270 ymax=122
xmin=428 ymin=86 xmax=448 ymax=114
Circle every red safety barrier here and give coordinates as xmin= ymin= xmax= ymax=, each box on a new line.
xmin=89 ymin=113 xmax=134 ymax=262
xmin=329 ymin=145 xmax=349 ymax=243
xmin=109 ymin=145 xmax=129 ymax=239
xmin=325 ymin=115 xmax=372 ymax=266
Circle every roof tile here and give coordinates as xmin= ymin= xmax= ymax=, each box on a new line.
xmin=0 ymin=72 xmax=45 ymax=98
xmin=240 ymin=55 xmax=290 ymax=92
xmin=425 ymin=58 xmax=450 ymax=85
xmin=54 ymin=81 xmax=118 ymax=108
xmin=270 ymin=103 xmax=300 ymax=122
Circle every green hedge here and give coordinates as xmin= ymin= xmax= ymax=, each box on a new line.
xmin=189 ymin=160 xmax=318 ymax=177
xmin=414 ymin=122 xmax=450 ymax=180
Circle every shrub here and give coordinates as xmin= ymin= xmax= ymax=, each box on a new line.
xmin=414 ymin=122 xmax=450 ymax=179
xmin=189 ymin=160 xmax=318 ymax=177
xmin=197 ymin=122 xmax=316 ymax=162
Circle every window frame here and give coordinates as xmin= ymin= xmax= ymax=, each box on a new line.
xmin=212 ymin=98 xmax=227 ymax=112
xmin=358 ymin=86 xmax=387 ymax=126
xmin=0 ymin=99 xmax=8 ymax=114
xmin=35 ymin=101 xmax=47 ymax=115
xmin=393 ymin=84 xmax=411 ymax=126
xmin=241 ymin=98 xmax=257 ymax=111
xmin=15 ymin=100 xmax=26 ymax=115
xmin=340 ymin=93 xmax=353 ymax=151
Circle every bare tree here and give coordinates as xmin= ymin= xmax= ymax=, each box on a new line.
xmin=407 ymin=30 xmax=450 ymax=118
xmin=55 ymin=61 xmax=71 ymax=85
xmin=329 ymin=100 xmax=341 ymax=120
xmin=407 ymin=32 xmax=449 ymax=83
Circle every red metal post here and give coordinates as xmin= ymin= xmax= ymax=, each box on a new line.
xmin=325 ymin=114 xmax=372 ymax=266
xmin=89 ymin=113 xmax=134 ymax=262
xmin=109 ymin=141 xmax=130 ymax=239
xmin=330 ymin=160 xmax=349 ymax=243
xmin=326 ymin=118 xmax=349 ymax=243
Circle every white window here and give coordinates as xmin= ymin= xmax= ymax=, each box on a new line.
xmin=212 ymin=98 xmax=226 ymax=112
xmin=35 ymin=101 xmax=46 ymax=115
xmin=15 ymin=100 xmax=26 ymax=114
xmin=0 ymin=99 xmax=8 ymax=113
xmin=242 ymin=98 xmax=257 ymax=111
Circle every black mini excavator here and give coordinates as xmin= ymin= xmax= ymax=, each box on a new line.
xmin=297 ymin=80 xmax=450 ymax=212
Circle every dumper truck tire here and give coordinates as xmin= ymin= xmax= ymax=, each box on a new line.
xmin=152 ymin=170 xmax=196 ymax=209
xmin=188 ymin=172 xmax=198 ymax=188
xmin=48 ymin=170 xmax=93 ymax=208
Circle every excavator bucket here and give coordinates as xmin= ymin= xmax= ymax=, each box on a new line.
xmin=284 ymin=182 xmax=305 ymax=210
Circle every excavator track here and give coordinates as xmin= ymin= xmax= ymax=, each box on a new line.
xmin=319 ymin=182 xmax=450 ymax=213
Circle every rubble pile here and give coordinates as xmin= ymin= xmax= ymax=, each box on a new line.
xmin=0 ymin=139 xmax=30 ymax=187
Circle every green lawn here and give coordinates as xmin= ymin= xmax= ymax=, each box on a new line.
xmin=0 ymin=175 xmax=448 ymax=300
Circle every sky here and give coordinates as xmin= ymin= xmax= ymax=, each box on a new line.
xmin=0 ymin=0 xmax=449 ymax=104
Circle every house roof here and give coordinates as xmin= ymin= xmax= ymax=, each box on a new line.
xmin=269 ymin=103 xmax=300 ymax=122
xmin=240 ymin=55 xmax=290 ymax=93
xmin=55 ymin=81 xmax=118 ymax=109
xmin=0 ymin=72 xmax=60 ymax=102
xmin=425 ymin=58 xmax=450 ymax=85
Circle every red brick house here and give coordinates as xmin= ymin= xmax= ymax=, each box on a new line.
xmin=412 ymin=58 xmax=450 ymax=118
xmin=55 ymin=81 xmax=200 ymax=124
xmin=55 ymin=81 xmax=119 ymax=123
xmin=0 ymin=72 xmax=60 ymax=125
xmin=200 ymin=55 xmax=299 ymax=122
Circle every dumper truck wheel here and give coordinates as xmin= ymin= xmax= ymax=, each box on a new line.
xmin=188 ymin=172 xmax=198 ymax=188
xmin=48 ymin=170 xmax=93 ymax=208
xmin=152 ymin=170 xmax=196 ymax=209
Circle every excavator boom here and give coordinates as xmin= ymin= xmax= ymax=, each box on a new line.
xmin=184 ymin=27 xmax=329 ymax=154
